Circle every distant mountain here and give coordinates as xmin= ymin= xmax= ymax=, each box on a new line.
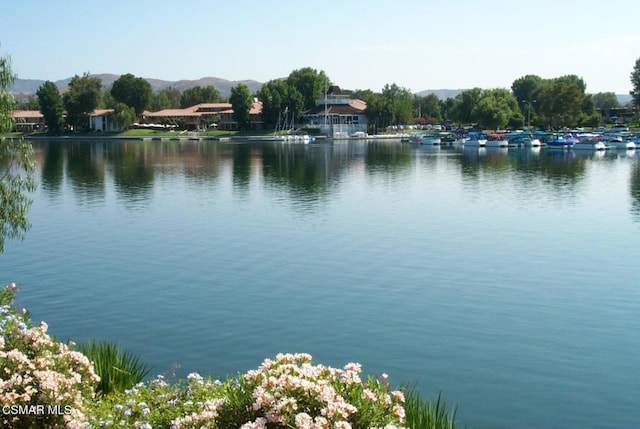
xmin=415 ymin=89 xmax=464 ymax=99
xmin=616 ymin=94 xmax=632 ymax=105
xmin=9 ymin=74 xmax=264 ymax=99
xmin=10 ymin=77 xmax=634 ymax=106
xmin=417 ymin=89 xmax=634 ymax=106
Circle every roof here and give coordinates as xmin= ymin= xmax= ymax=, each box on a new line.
xmin=90 ymin=109 xmax=114 ymax=117
xmin=304 ymin=99 xmax=367 ymax=116
xmin=145 ymin=102 xmax=263 ymax=118
xmin=12 ymin=110 xmax=44 ymax=119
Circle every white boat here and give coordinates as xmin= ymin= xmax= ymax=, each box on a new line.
xmin=407 ymin=132 xmax=441 ymax=145
xmin=573 ymin=138 xmax=606 ymax=150
xmin=349 ymin=131 xmax=368 ymax=139
xmin=603 ymin=137 xmax=636 ymax=150
xmin=508 ymin=135 xmax=541 ymax=147
xmin=464 ymin=132 xmax=487 ymax=147
xmin=421 ymin=135 xmax=441 ymax=145
xmin=485 ymin=133 xmax=508 ymax=148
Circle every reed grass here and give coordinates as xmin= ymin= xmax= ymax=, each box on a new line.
xmin=401 ymin=384 xmax=459 ymax=429
xmin=79 ymin=340 xmax=151 ymax=395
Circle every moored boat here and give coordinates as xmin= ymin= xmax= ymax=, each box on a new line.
xmin=464 ymin=132 xmax=487 ymax=147
xmin=573 ymin=138 xmax=606 ymax=150
xmin=485 ymin=133 xmax=508 ymax=147
xmin=546 ymin=136 xmax=577 ymax=149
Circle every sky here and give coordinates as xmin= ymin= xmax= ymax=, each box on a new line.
xmin=2 ymin=0 xmax=639 ymax=94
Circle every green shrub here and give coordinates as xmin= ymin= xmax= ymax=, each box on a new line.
xmin=79 ymin=340 xmax=150 ymax=396
xmin=401 ymin=385 xmax=458 ymax=429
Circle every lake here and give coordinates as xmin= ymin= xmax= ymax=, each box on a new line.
xmin=2 ymin=138 xmax=640 ymax=429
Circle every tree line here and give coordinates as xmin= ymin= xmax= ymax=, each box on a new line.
xmin=25 ymin=58 xmax=640 ymax=134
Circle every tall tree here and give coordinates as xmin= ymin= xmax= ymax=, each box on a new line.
xmin=475 ymin=88 xmax=522 ymax=130
xmin=511 ymin=75 xmax=543 ymax=112
xmin=286 ymin=67 xmax=330 ymax=111
xmin=0 ymin=51 xmax=36 ymax=252
xmin=591 ymin=92 xmax=620 ymax=110
xmin=257 ymin=79 xmax=304 ymax=129
xmin=36 ymin=80 xmax=64 ymax=133
xmin=149 ymin=87 xmax=181 ymax=111
xmin=414 ymin=93 xmax=442 ymax=121
xmin=110 ymin=73 xmax=152 ymax=115
xmin=535 ymin=75 xmax=590 ymax=129
xmin=450 ymin=87 xmax=483 ymax=125
xmin=180 ymin=85 xmax=222 ymax=108
xmin=229 ymin=83 xmax=253 ymax=130
xmin=381 ymin=83 xmax=414 ymax=126
xmin=112 ymin=102 xmax=136 ymax=129
xmin=630 ymin=57 xmax=640 ymax=108
xmin=63 ymin=73 xmax=102 ymax=131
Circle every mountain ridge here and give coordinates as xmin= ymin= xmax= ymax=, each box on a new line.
xmin=9 ymin=75 xmax=633 ymax=105
xmin=9 ymin=74 xmax=264 ymax=100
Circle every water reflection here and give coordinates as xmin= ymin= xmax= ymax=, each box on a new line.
xmin=631 ymin=162 xmax=640 ymax=222
xmin=66 ymin=142 xmax=105 ymax=205
xmin=30 ymin=139 xmax=636 ymax=215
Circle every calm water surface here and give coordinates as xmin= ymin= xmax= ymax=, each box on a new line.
xmin=2 ymin=139 xmax=640 ymax=429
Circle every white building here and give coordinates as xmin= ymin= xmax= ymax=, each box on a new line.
xmin=301 ymin=86 xmax=368 ymax=137
xmin=89 ymin=109 xmax=121 ymax=132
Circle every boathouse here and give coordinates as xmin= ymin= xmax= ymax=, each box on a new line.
xmin=301 ymin=86 xmax=368 ymax=137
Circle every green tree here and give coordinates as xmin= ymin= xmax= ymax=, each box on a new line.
xmin=63 ymin=73 xmax=102 ymax=131
xmin=511 ymin=75 xmax=543 ymax=112
xmin=16 ymin=95 xmax=39 ymax=110
xmin=257 ymin=79 xmax=304 ymax=129
xmin=180 ymin=85 xmax=222 ymax=108
xmin=591 ymin=92 xmax=620 ymax=110
xmin=0 ymin=51 xmax=36 ymax=252
xmin=450 ymin=87 xmax=482 ymax=125
xmin=440 ymin=97 xmax=456 ymax=122
xmin=149 ymin=87 xmax=181 ymax=111
xmin=475 ymin=88 xmax=522 ymax=130
xmin=110 ymin=73 xmax=152 ymax=115
xmin=534 ymin=75 xmax=589 ymax=129
xmin=286 ymin=67 xmax=331 ymax=111
xmin=112 ymin=102 xmax=136 ymax=129
xmin=630 ymin=57 xmax=640 ymax=108
xmin=36 ymin=80 xmax=64 ymax=133
xmin=381 ymin=83 xmax=414 ymax=126
xmin=414 ymin=93 xmax=442 ymax=122
xmin=229 ymin=83 xmax=253 ymax=130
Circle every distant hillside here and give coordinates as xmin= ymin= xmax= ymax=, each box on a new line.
xmin=415 ymin=89 xmax=464 ymax=99
xmin=9 ymin=74 xmax=264 ymax=99
xmin=11 ymin=77 xmax=634 ymax=106
xmin=417 ymin=88 xmax=633 ymax=105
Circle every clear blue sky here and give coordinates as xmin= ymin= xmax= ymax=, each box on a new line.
xmin=2 ymin=0 xmax=639 ymax=94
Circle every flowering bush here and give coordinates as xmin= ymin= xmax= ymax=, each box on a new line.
xmin=0 ymin=283 xmax=100 ymax=428
xmin=87 ymin=353 xmax=407 ymax=429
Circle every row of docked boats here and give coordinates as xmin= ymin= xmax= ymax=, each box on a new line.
xmin=404 ymin=130 xmax=640 ymax=151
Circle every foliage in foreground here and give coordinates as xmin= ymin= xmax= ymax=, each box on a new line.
xmin=1 ymin=284 xmax=458 ymax=428
xmin=400 ymin=385 xmax=458 ymax=429
xmin=0 ymin=284 xmax=100 ymax=428
xmin=78 ymin=340 xmax=151 ymax=397
xmin=86 ymin=353 xmax=408 ymax=429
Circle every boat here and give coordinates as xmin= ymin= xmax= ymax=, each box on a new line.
xmin=463 ymin=132 xmax=487 ymax=147
xmin=546 ymin=136 xmax=577 ymax=149
xmin=408 ymin=132 xmax=426 ymax=144
xmin=407 ymin=132 xmax=441 ymax=145
xmin=602 ymin=134 xmax=635 ymax=150
xmin=485 ymin=133 xmax=508 ymax=148
xmin=421 ymin=134 xmax=441 ymax=145
xmin=349 ymin=131 xmax=368 ymax=139
xmin=508 ymin=134 xmax=541 ymax=147
xmin=573 ymin=138 xmax=606 ymax=151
